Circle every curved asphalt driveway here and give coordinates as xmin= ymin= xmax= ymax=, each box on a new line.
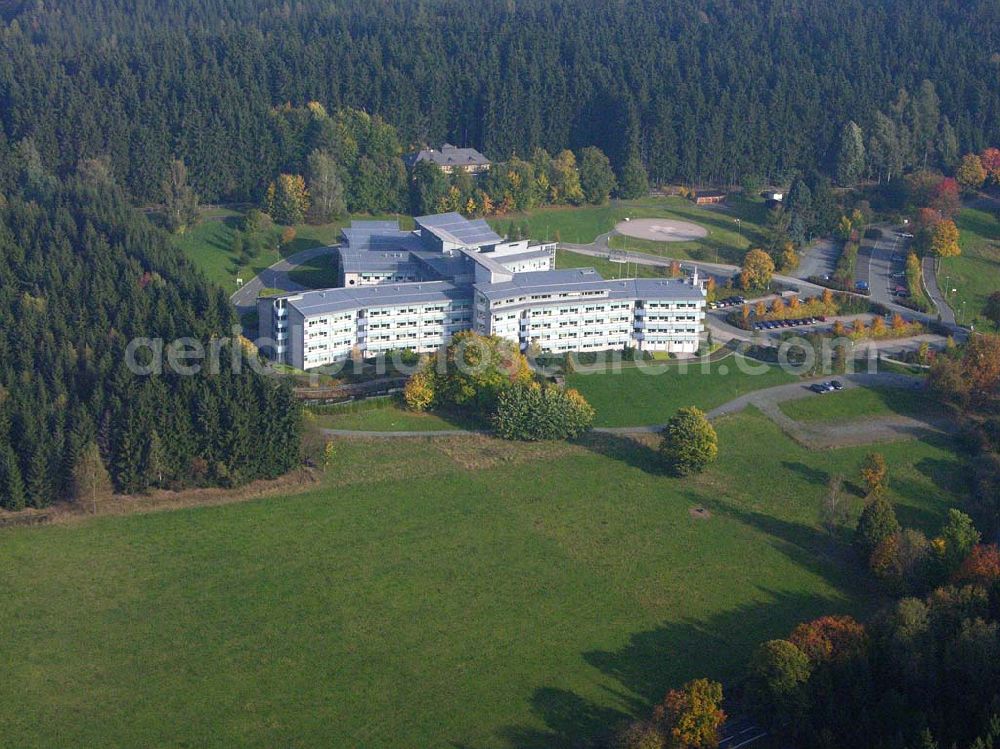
xmin=231 ymin=244 xmax=340 ymax=317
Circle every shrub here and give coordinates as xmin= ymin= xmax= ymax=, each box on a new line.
xmin=861 ymin=452 xmax=888 ymax=495
xmin=659 ymin=407 xmax=718 ymax=476
xmin=492 ymin=382 xmax=594 ymax=441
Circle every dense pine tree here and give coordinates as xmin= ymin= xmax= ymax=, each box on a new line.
xmin=0 ymin=0 xmax=996 ymax=204
xmin=0 ymin=168 xmax=302 ymax=508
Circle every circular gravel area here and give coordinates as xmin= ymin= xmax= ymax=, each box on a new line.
xmin=615 ymin=218 xmax=708 ymax=242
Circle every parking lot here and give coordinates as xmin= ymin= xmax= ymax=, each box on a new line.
xmin=856 ymin=228 xmax=913 ymax=305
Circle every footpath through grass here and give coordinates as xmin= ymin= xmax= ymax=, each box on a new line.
xmin=567 ymin=354 xmax=798 ymax=427
xmin=939 ymin=204 xmax=1000 ymax=324
xmin=0 ymin=410 xmax=965 ymax=748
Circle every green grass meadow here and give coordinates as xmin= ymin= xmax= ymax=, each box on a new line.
xmin=173 ymin=208 xmax=407 ymax=290
xmin=566 ymin=355 xmax=798 ymax=428
xmin=489 ymin=195 xmax=768 ymax=265
xmin=0 ymin=409 xmax=967 ymax=748
xmin=779 ymin=386 xmax=946 ymax=424
xmin=939 ymin=204 xmax=1000 ymax=324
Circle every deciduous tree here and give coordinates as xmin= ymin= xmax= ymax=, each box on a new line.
xmin=578 ymin=146 xmax=617 ymax=205
xmin=956 ymin=154 xmax=987 ymax=190
xmin=653 ymin=678 xmax=726 ymax=749
xmin=928 ymin=220 xmax=960 ymax=258
xmin=162 ymin=159 xmax=200 ymax=233
xmin=266 ymin=173 xmax=310 ymax=225
xmin=739 ymin=249 xmax=775 ymax=290
xmin=659 ymin=407 xmax=718 ymax=476
xmin=305 ymin=149 xmax=346 ymax=223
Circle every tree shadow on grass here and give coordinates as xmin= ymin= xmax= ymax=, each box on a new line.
xmin=575 ymin=432 xmax=668 ymax=476
xmin=489 ymin=591 xmax=846 ymax=749
xmin=890 ymin=476 xmax=954 ymax=535
xmin=781 ymin=460 xmax=830 ymax=487
xmin=914 ymin=454 xmax=971 ymax=498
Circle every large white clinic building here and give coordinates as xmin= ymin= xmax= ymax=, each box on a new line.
xmin=258 ymin=213 xmax=706 ymax=370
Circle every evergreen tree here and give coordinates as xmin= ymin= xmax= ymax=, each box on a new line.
xmin=618 ymin=155 xmax=649 ymax=199
xmin=835 ymin=121 xmax=866 ymax=186
xmin=0 ymin=442 xmax=26 ymax=511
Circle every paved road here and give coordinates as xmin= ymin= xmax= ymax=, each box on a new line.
xmin=231 ymin=244 xmax=340 ymax=318
xmin=857 ymin=227 xmax=908 ymax=308
xmin=922 ymin=257 xmax=958 ymax=326
xmin=794 ymin=237 xmax=839 ymax=280
xmin=561 ymin=241 xmax=956 ymax=332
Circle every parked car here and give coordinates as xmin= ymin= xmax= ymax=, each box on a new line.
xmin=809 ymin=383 xmax=829 ymax=393
xmin=855 ymin=280 xmax=870 ymax=292
xmin=830 ymin=380 xmax=844 ymax=391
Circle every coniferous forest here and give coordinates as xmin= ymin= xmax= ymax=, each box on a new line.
xmin=0 ymin=170 xmax=301 ymax=510
xmin=0 ymin=0 xmax=998 ymax=205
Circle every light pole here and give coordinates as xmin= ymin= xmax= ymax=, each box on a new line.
xmin=735 ymin=218 xmax=742 ymax=241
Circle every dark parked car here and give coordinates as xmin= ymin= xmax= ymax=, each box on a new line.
xmin=830 ymin=380 xmax=844 ymax=391
xmin=809 ymin=383 xmax=829 ymax=393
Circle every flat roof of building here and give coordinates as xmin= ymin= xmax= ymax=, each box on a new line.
xmin=341 ymin=228 xmax=422 ymax=253
xmin=476 ymin=268 xmax=706 ymax=302
xmin=494 ymin=247 xmax=555 ymax=264
xmin=284 ymin=281 xmax=470 ymax=317
xmin=339 ymin=248 xmax=419 ymax=274
xmin=415 ymin=212 xmax=503 ymax=248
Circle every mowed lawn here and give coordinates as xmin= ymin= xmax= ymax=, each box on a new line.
xmin=939 ymin=204 xmax=1000 ymax=323
xmin=489 ymin=196 xmax=768 ymax=265
xmin=311 ymin=401 xmax=482 ymax=432
xmin=0 ymin=410 xmax=967 ymax=748
xmin=173 ymin=208 xmax=409 ymax=290
xmin=567 ymin=355 xmax=798 ymax=427
xmin=779 ymin=386 xmax=946 ymax=424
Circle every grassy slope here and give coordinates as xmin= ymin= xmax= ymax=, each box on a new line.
xmin=567 ymin=355 xmax=798 ymax=427
xmin=174 ymin=208 xmax=405 ymax=290
xmin=311 ymin=403 xmax=481 ymax=432
xmin=0 ymin=410 xmax=966 ymax=749
xmin=488 ymin=196 xmax=768 ymax=265
xmin=779 ymin=386 xmax=945 ymax=424
xmin=939 ymin=204 xmax=1000 ymax=324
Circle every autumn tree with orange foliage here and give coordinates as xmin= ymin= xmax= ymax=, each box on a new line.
xmin=981 ymin=147 xmax=1000 ymax=185
xmin=788 ymin=615 xmax=867 ymax=665
xmin=953 ymin=544 xmax=1000 ymax=586
xmin=653 ymin=678 xmax=726 ymax=749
